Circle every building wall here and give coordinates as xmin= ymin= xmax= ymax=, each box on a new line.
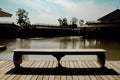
xmin=0 ymin=23 xmax=19 ymax=38
xmin=81 ymin=9 xmax=120 ymax=38
xmin=80 ymin=22 xmax=120 ymax=38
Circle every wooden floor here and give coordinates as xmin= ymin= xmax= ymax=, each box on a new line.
xmin=0 ymin=60 xmax=120 ymax=80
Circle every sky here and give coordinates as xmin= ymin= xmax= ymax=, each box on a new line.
xmin=0 ymin=0 xmax=120 ymax=25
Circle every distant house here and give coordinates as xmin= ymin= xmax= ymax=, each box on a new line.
xmin=0 ymin=8 xmax=12 ymax=17
xmin=28 ymin=24 xmax=79 ymax=37
xmin=81 ymin=9 xmax=120 ymax=38
xmin=0 ymin=8 xmax=18 ymax=38
xmin=0 ymin=23 xmax=19 ymax=38
xmin=98 ymin=9 xmax=120 ymax=22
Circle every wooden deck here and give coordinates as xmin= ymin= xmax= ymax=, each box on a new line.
xmin=0 ymin=60 xmax=120 ymax=80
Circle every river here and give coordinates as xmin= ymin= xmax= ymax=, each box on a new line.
xmin=0 ymin=36 xmax=120 ymax=61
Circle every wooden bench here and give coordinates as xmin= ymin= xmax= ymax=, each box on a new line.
xmin=13 ymin=49 xmax=106 ymax=68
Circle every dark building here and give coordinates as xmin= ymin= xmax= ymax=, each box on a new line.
xmin=98 ymin=9 xmax=120 ymax=22
xmin=81 ymin=9 xmax=120 ymax=38
xmin=0 ymin=8 xmax=19 ymax=38
xmin=0 ymin=23 xmax=19 ymax=38
xmin=28 ymin=24 xmax=79 ymax=37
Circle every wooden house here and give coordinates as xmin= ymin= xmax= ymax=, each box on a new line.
xmin=0 ymin=23 xmax=19 ymax=38
xmin=0 ymin=8 xmax=12 ymax=17
xmin=28 ymin=24 xmax=80 ymax=37
xmin=98 ymin=9 xmax=120 ymax=22
xmin=81 ymin=9 xmax=120 ymax=38
xmin=0 ymin=8 xmax=19 ymax=38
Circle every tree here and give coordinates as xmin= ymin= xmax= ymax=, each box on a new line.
xmin=58 ymin=17 xmax=80 ymax=28
xmin=62 ymin=18 xmax=68 ymax=26
xmin=16 ymin=8 xmax=30 ymax=29
xmin=69 ymin=17 xmax=78 ymax=28
xmin=79 ymin=19 xmax=84 ymax=26
xmin=58 ymin=18 xmax=68 ymax=27
xmin=58 ymin=18 xmax=62 ymax=26
xmin=71 ymin=17 xmax=78 ymax=25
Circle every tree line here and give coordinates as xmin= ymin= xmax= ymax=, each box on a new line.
xmin=16 ymin=8 xmax=84 ymax=30
xmin=58 ymin=17 xmax=84 ymax=28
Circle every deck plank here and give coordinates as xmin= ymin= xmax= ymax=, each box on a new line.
xmin=65 ymin=61 xmax=70 ymax=68
xmin=43 ymin=61 xmax=50 ymax=80
xmin=55 ymin=75 xmax=61 ymax=80
xmin=66 ymin=61 xmax=73 ymax=80
xmin=61 ymin=76 xmax=67 ymax=80
xmin=30 ymin=61 xmax=42 ymax=80
xmin=24 ymin=61 xmax=38 ymax=80
xmin=30 ymin=75 xmax=38 ymax=80
xmin=18 ymin=75 xmax=26 ymax=80
xmin=49 ymin=75 xmax=55 ymax=80
xmin=0 ymin=61 xmax=14 ymax=75
xmin=66 ymin=76 xmax=73 ymax=80
xmin=6 ymin=75 xmax=16 ymax=80
xmin=107 ymin=61 xmax=120 ymax=74
xmin=61 ymin=61 xmax=66 ymax=67
xmin=37 ymin=76 xmax=43 ymax=80
xmin=0 ymin=61 xmax=120 ymax=80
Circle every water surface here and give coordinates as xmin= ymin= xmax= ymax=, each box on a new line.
xmin=0 ymin=36 xmax=120 ymax=61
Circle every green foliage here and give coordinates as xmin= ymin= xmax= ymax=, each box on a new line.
xmin=58 ymin=17 xmax=79 ymax=28
xmin=58 ymin=17 xmax=84 ymax=28
xmin=16 ymin=8 xmax=30 ymax=29
xmin=71 ymin=17 xmax=78 ymax=25
xmin=58 ymin=18 xmax=68 ymax=27
xmin=79 ymin=19 xmax=84 ymax=26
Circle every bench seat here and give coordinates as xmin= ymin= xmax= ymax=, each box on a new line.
xmin=13 ymin=49 xmax=106 ymax=68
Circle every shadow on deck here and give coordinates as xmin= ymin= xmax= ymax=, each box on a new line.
xmin=6 ymin=67 xmax=119 ymax=75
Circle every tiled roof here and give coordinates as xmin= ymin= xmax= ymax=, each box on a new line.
xmin=97 ymin=9 xmax=120 ymax=21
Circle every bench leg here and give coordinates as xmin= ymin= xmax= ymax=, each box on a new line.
xmin=52 ymin=54 xmax=65 ymax=68
xmin=97 ymin=53 xmax=105 ymax=67
xmin=14 ymin=53 xmax=22 ymax=68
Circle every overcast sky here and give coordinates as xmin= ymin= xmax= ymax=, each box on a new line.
xmin=0 ymin=0 xmax=120 ymax=25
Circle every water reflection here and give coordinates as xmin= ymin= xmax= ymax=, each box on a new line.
xmin=0 ymin=37 xmax=120 ymax=60
xmin=59 ymin=37 xmax=101 ymax=49
xmin=18 ymin=37 xmax=100 ymax=49
xmin=59 ymin=37 xmax=81 ymax=49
